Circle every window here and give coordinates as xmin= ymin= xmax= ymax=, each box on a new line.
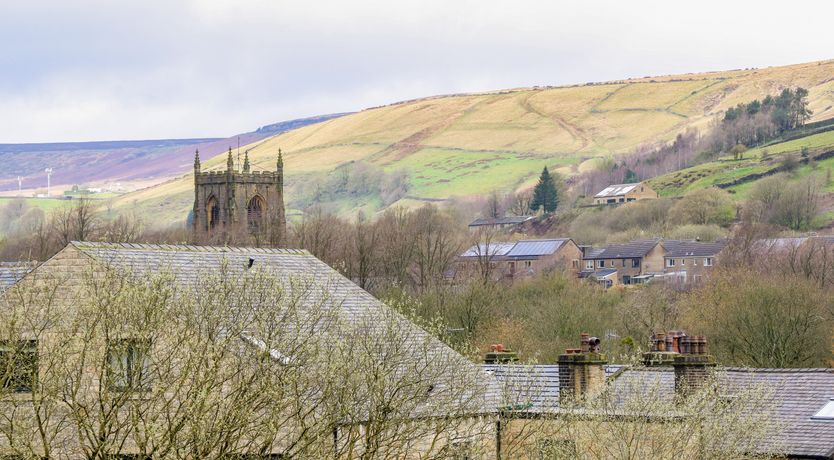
xmin=247 ymin=195 xmax=266 ymax=233
xmin=622 ymin=275 xmax=631 ymax=285
xmin=597 ymin=260 xmax=604 ymax=268
xmin=631 ymin=258 xmax=640 ymax=268
xmin=680 ymin=258 xmax=686 ymax=265
xmin=607 ymin=199 xmax=615 ymax=204
xmin=621 ymin=259 xmax=626 ymax=267
xmin=449 ymin=440 xmax=474 ymax=460
xmin=206 ymin=197 xmax=220 ymax=230
xmin=536 ymin=439 xmax=577 ymax=459
xmin=524 ymin=261 xmax=533 ymax=268
xmin=618 ymin=198 xmax=624 ymax=203
xmin=571 ymin=259 xmax=579 ymax=269
xmin=108 ymin=339 xmax=152 ymax=392
xmin=704 ymin=257 xmax=713 ymax=267
xmin=585 ymin=260 xmax=594 ymax=270
xmin=0 ymin=340 xmax=37 ymax=393
xmin=812 ymin=399 xmax=834 ymax=420
xmin=666 ymin=259 xmax=675 ymax=268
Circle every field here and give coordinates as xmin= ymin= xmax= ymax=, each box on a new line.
xmin=111 ymin=60 xmax=834 ymax=224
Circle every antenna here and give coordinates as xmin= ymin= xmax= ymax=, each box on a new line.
xmin=44 ymin=168 xmax=53 ymax=197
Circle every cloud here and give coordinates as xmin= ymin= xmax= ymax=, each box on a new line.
xmin=0 ymin=0 xmax=832 ymax=142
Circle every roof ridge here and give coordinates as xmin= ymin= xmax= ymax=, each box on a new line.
xmin=70 ymin=241 xmax=310 ymax=255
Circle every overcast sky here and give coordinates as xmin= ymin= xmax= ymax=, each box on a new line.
xmin=1 ymin=0 xmax=832 ymax=143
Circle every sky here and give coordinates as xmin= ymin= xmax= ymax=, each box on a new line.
xmin=1 ymin=0 xmax=833 ymax=143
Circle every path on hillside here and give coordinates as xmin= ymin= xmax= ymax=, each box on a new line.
xmin=518 ymin=92 xmax=591 ymax=153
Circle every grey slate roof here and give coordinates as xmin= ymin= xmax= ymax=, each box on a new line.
xmin=0 ymin=262 xmax=36 ymax=289
xmin=661 ymin=240 xmax=726 ymax=258
xmin=468 ymin=216 xmax=533 ymax=227
xmin=489 ymin=363 xmax=834 ymax=458
xmin=55 ymin=242 xmax=501 ymax=417
xmin=482 ymin=364 xmax=624 ymax=412
xmin=584 ymin=239 xmax=661 ymax=260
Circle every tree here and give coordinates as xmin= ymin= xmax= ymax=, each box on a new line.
xmin=730 ymin=143 xmax=747 ymax=160
xmin=529 ymin=167 xmax=559 ymax=213
xmin=669 ymin=188 xmax=735 ymax=226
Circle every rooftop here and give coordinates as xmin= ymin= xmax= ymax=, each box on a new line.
xmin=469 ymin=216 xmax=534 ymax=227
xmin=460 ymin=239 xmax=572 ymax=259
xmin=584 ymin=238 xmax=661 ymax=260
xmin=662 ymin=240 xmax=727 ymax=258
xmin=594 ymin=183 xmax=640 ymax=198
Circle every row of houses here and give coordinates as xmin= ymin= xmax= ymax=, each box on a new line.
xmin=3 ymin=243 xmax=834 ymax=457
xmin=453 ymin=237 xmax=726 ymax=287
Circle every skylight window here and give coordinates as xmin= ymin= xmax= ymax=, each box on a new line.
xmin=811 ymin=399 xmax=834 ymax=420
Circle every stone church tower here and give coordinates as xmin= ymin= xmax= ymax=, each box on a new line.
xmin=192 ymin=148 xmax=286 ymax=245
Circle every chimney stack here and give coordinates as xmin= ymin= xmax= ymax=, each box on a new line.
xmin=672 ymin=334 xmax=715 ymax=397
xmin=484 ymin=344 xmax=519 ymax=364
xmin=558 ymin=333 xmax=607 ymax=403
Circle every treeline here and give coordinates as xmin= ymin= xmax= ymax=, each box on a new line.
xmin=711 ymin=88 xmax=812 ymax=150
xmin=576 ymin=88 xmax=811 ymax=194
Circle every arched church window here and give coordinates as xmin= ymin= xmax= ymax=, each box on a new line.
xmin=207 ymin=197 xmax=220 ymax=230
xmin=247 ymin=195 xmax=266 ymax=232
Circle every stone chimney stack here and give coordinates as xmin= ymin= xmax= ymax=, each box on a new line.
xmin=672 ymin=334 xmax=715 ymax=397
xmin=558 ymin=333 xmax=607 ymax=403
xmin=484 ymin=344 xmax=519 ymax=364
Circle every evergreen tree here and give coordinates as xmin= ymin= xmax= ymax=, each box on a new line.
xmin=529 ymin=166 xmax=559 ymax=213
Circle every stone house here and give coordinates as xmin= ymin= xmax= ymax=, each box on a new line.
xmin=455 ymin=239 xmax=583 ymax=282
xmin=592 ymin=182 xmax=658 ymax=205
xmin=485 ymin=332 xmax=834 ymax=459
xmin=0 ymin=242 xmax=500 ymax=459
xmin=581 ymin=239 xmax=665 ymax=285
xmin=468 ymin=216 xmax=534 ymax=232
xmin=660 ymin=239 xmax=726 ymax=284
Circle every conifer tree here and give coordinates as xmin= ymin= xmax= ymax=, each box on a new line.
xmin=529 ymin=166 xmax=559 ymax=213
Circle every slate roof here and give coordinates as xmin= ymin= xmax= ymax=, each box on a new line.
xmin=460 ymin=242 xmax=516 ymax=258
xmin=460 ymin=239 xmax=573 ymax=260
xmin=594 ymin=183 xmax=639 ymax=198
xmin=662 ymin=240 xmax=726 ymax=258
xmin=0 ymin=262 xmax=36 ymax=289
xmin=489 ymin=363 xmax=834 ymax=458
xmin=482 ymin=364 xmax=624 ymax=412
xmin=584 ymin=239 xmax=661 ymax=260
xmin=47 ymin=242 xmax=501 ymax=417
xmin=468 ymin=216 xmax=534 ymax=227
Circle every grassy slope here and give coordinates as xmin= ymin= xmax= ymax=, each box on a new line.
xmin=648 ymin=130 xmax=834 ymax=199
xmin=115 ymin=60 xmax=834 ymax=224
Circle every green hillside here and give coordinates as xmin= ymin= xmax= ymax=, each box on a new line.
xmin=115 ymin=59 xmax=834 ymax=224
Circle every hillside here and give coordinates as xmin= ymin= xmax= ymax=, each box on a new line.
xmin=116 ymin=60 xmax=834 ymax=224
xmin=0 ymin=113 xmax=348 ymax=194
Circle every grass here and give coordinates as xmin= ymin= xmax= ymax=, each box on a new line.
xmin=112 ymin=59 xmax=834 ymax=221
xmin=0 ymin=197 xmax=76 ymax=211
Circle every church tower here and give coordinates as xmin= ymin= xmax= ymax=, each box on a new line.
xmin=192 ymin=148 xmax=287 ymax=246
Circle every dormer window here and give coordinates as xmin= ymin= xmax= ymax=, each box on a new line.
xmin=812 ymin=399 xmax=834 ymax=420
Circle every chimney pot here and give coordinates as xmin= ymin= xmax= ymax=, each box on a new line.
xmin=496 ymin=344 xmax=504 ymax=352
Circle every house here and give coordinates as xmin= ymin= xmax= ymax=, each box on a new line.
xmin=468 ymin=215 xmax=534 ymax=231
xmin=0 ymin=242 xmax=499 ymax=459
xmin=456 ymin=238 xmax=583 ymax=281
xmin=660 ymin=239 xmax=726 ymax=283
xmin=485 ymin=332 xmax=834 ymax=459
xmin=581 ymin=239 xmax=665 ymax=285
xmin=593 ymin=182 xmax=658 ymax=205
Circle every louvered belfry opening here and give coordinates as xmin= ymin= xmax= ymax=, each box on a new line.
xmin=207 ymin=197 xmax=220 ymax=230
xmin=247 ymin=195 xmax=265 ymax=233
